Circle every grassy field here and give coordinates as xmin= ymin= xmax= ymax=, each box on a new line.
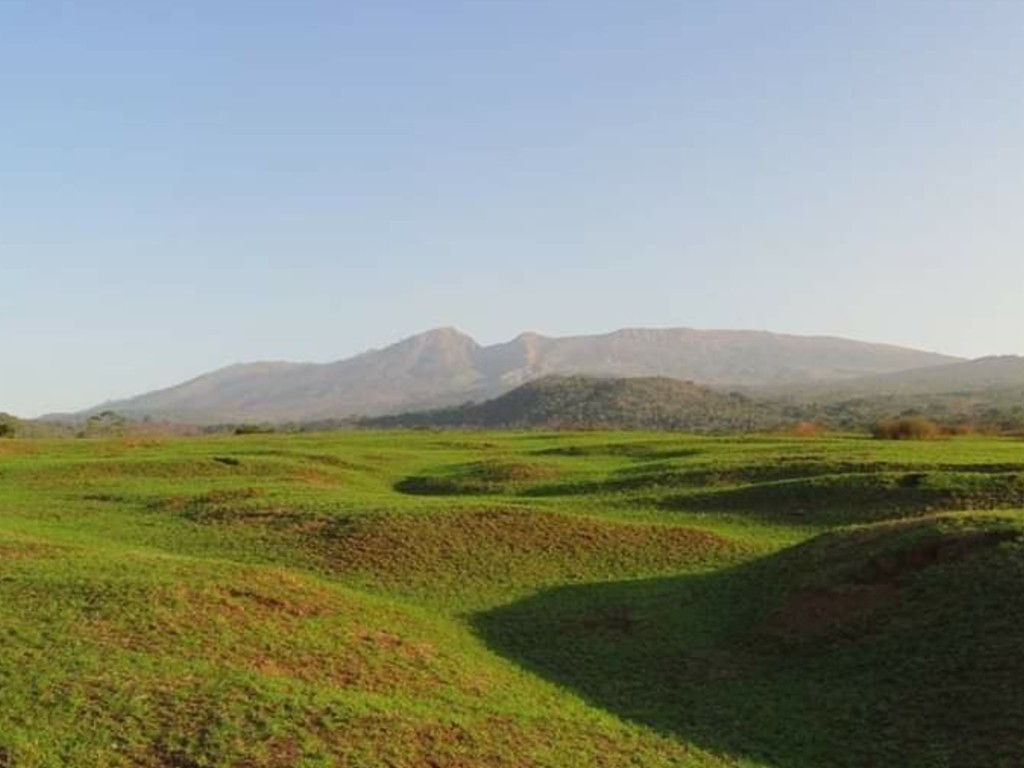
xmin=2 ymin=430 xmax=1024 ymax=767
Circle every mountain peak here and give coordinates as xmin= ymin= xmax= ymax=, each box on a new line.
xmin=78 ymin=327 xmax=965 ymax=423
xmin=425 ymin=325 xmax=470 ymax=338
xmin=400 ymin=326 xmax=477 ymax=346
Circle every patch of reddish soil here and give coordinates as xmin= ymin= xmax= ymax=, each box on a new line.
xmin=571 ymin=607 xmax=642 ymax=634
xmin=768 ymin=583 xmax=900 ymax=635
xmin=857 ymin=529 xmax=1019 ymax=583
xmin=769 ymin=528 xmax=1019 ymax=636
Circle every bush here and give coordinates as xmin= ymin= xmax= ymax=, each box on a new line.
xmin=234 ymin=424 xmax=276 ymax=435
xmin=872 ymin=416 xmax=941 ymax=440
xmin=0 ymin=413 xmax=18 ymax=438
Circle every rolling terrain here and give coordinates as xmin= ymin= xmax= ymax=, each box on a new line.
xmin=70 ymin=327 xmax=959 ymax=423
xmin=2 ymin=430 xmax=1024 ymax=766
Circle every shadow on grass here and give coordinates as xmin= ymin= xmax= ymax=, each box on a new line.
xmin=664 ymin=471 xmax=1024 ymax=526
xmin=472 ymin=525 xmax=1024 ymax=768
xmin=395 ymin=462 xmax=1024 ymax=529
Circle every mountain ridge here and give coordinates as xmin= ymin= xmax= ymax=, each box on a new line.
xmin=70 ymin=326 xmax=962 ymax=423
xmin=776 ymin=354 xmax=1024 ymax=398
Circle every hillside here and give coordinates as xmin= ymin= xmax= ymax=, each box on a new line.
xmin=365 ymin=375 xmax=782 ymax=431
xmin=75 ymin=327 xmax=958 ymax=423
xmin=481 ymin=512 xmax=1024 ymax=767
xmin=765 ymin=356 xmax=1024 ymax=431
xmin=773 ymin=355 xmax=1024 ymax=398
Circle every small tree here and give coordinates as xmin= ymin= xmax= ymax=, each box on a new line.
xmin=80 ymin=410 xmax=128 ymax=437
xmin=872 ymin=416 xmax=941 ymax=440
xmin=0 ymin=412 xmax=18 ymax=438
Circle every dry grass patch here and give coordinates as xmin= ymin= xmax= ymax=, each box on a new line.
xmin=0 ymin=537 xmax=66 ymax=563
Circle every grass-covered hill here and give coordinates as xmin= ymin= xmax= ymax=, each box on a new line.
xmin=2 ymin=430 xmax=1024 ymax=766
xmin=364 ymin=370 xmax=1024 ymax=435
xmin=364 ymin=375 xmax=784 ymax=431
xmin=479 ymin=512 xmax=1024 ymax=768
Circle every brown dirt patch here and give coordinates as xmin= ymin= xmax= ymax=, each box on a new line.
xmin=0 ymin=539 xmax=63 ymax=562
xmin=857 ymin=529 xmax=1019 ymax=584
xmin=768 ymin=526 xmax=1021 ymax=637
xmin=768 ymin=583 xmax=900 ymax=636
xmin=570 ymin=607 xmax=643 ymax=635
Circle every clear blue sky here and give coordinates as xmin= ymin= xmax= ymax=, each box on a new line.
xmin=3 ymin=1 xmax=1023 ymax=417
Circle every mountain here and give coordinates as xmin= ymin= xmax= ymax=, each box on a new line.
xmin=78 ymin=327 xmax=960 ymax=423
xmin=365 ymin=375 xmax=782 ymax=431
xmin=747 ymin=356 xmax=1024 ymax=432
xmin=779 ymin=355 xmax=1024 ymax=398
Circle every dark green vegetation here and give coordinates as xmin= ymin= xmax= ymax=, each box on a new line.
xmin=779 ymin=389 xmax=1024 ymax=434
xmin=2 ymin=431 xmax=1024 ymax=766
xmin=366 ymin=375 xmax=775 ymax=431
xmin=0 ymin=412 xmax=20 ymax=438
xmin=363 ymin=372 xmax=1024 ymax=435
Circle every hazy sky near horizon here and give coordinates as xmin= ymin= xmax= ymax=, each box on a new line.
xmin=3 ymin=1 xmax=1024 ymax=416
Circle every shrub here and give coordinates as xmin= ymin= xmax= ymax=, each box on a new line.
xmin=0 ymin=413 xmax=18 ymax=438
xmin=872 ymin=416 xmax=942 ymax=440
xmin=234 ymin=424 xmax=276 ymax=435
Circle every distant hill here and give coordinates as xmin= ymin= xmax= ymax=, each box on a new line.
xmin=762 ymin=356 xmax=1024 ymax=431
xmin=779 ymin=355 xmax=1024 ymax=398
xmin=74 ymin=327 xmax=959 ymax=424
xmin=366 ymin=375 xmax=784 ymax=431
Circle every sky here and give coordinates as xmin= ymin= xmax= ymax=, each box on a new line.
xmin=2 ymin=0 xmax=1023 ymax=417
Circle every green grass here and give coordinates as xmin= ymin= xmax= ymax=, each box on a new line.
xmin=1 ymin=431 xmax=1024 ymax=766
xmin=478 ymin=512 xmax=1024 ymax=768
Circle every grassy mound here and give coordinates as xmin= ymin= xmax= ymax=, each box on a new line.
xmin=524 ymin=459 xmax=919 ymax=497
xmin=668 ymin=470 xmax=1024 ymax=524
xmin=476 ymin=513 xmax=1024 ymax=768
xmin=0 ymin=536 xmax=711 ymax=768
xmin=303 ymin=508 xmax=745 ymax=610
xmin=7 ymin=431 xmax=1024 ymax=765
xmin=534 ymin=442 xmax=704 ymax=460
xmin=395 ymin=459 xmax=562 ymax=495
